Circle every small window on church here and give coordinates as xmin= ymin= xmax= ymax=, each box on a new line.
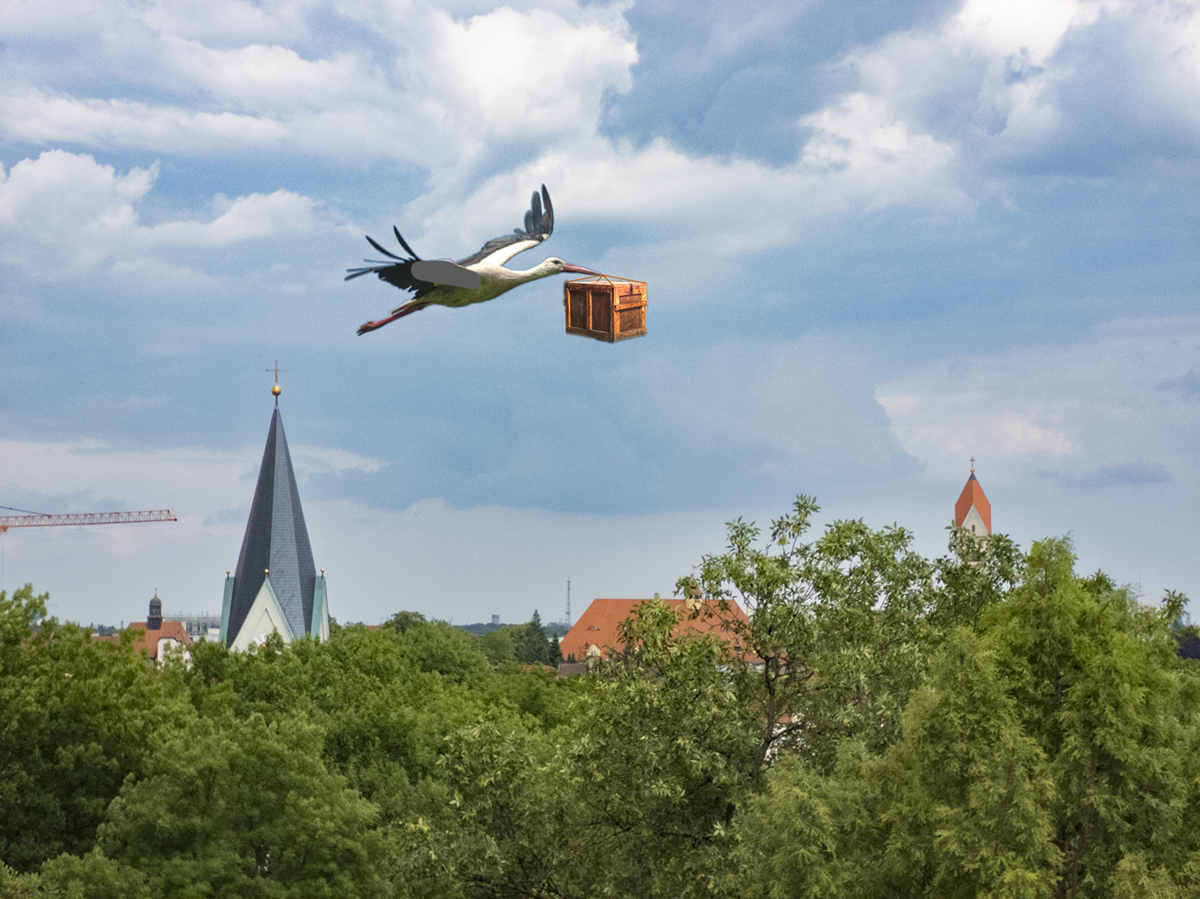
xmin=971 ymin=525 xmax=976 ymax=534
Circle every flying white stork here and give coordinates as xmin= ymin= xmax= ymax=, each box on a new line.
xmin=347 ymin=185 xmax=599 ymax=334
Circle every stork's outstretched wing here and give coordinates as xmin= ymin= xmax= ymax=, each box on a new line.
xmin=457 ymin=185 xmax=554 ymax=268
xmin=410 ymin=260 xmax=482 ymax=290
xmin=344 ymin=227 xmax=441 ymax=298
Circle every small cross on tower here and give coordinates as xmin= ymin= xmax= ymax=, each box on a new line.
xmin=266 ymin=361 xmax=287 ymax=398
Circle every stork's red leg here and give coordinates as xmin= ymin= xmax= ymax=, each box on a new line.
xmin=356 ymin=302 xmax=432 ymax=335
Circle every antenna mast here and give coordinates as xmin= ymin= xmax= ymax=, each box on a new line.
xmin=566 ymin=578 xmax=571 ymax=629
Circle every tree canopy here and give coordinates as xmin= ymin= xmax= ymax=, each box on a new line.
xmin=0 ymin=498 xmax=1195 ymax=899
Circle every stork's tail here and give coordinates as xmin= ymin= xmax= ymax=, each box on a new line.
xmin=356 ymin=302 xmax=433 ymax=335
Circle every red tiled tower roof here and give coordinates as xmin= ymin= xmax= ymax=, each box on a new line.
xmin=954 ymin=472 xmax=992 ymax=534
xmin=560 ymin=597 xmax=750 ymax=663
xmin=127 ymin=620 xmax=193 ymax=661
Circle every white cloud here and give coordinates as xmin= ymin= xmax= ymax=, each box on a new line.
xmin=147 ymin=191 xmax=317 ymax=245
xmin=0 ymin=151 xmax=320 ymax=275
xmin=0 ymin=1 xmax=638 ymax=163
xmin=139 ymin=0 xmax=315 ymax=45
xmin=993 ymin=413 xmax=1073 ymax=456
xmin=1 ymin=0 xmax=130 ymax=41
xmin=2 ymin=0 xmax=971 ymax=231
xmin=0 ymin=151 xmax=157 ymax=274
xmin=794 ymin=0 xmax=1200 ymax=184
xmin=291 ymin=446 xmax=386 ymax=478
xmin=0 ymin=436 xmax=385 ymax=519
xmin=951 ymin=0 xmax=1114 ymax=64
xmin=161 ymin=40 xmax=379 ymax=113
xmin=0 ymin=438 xmax=257 ymax=515
xmin=3 ymin=0 xmax=319 ymax=61
xmin=0 ymin=0 xmax=996 ymax=250
xmin=425 ymin=5 xmax=636 ymax=140
xmin=1116 ymin=0 xmax=1200 ymax=138
xmin=799 ymin=92 xmax=970 ymax=214
xmin=876 ymin=315 xmax=1200 ymax=485
xmin=3 ymin=0 xmax=1197 ymax=210
xmin=0 ymin=90 xmax=291 ymax=152
xmin=408 ymin=115 xmax=970 ymax=265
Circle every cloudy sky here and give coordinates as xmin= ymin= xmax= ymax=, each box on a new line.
xmin=1 ymin=0 xmax=1197 ymax=629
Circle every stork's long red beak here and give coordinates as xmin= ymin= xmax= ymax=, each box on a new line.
xmin=561 ymin=263 xmax=602 ymax=276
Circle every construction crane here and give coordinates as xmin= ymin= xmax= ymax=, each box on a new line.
xmin=0 ymin=508 xmax=177 ymax=533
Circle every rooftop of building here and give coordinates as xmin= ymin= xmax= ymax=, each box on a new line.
xmin=126 ymin=620 xmax=194 ymax=661
xmin=560 ymin=596 xmax=751 ymax=663
xmin=954 ymin=469 xmax=992 ymax=534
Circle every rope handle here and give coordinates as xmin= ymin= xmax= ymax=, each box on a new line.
xmin=565 ymin=274 xmax=646 ymax=287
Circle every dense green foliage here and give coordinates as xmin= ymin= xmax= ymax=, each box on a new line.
xmin=1 ymin=498 xmax=1196 ymax=899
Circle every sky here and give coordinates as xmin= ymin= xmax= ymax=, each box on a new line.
xmin=1 ymin=0 xmax=1197 ymax=629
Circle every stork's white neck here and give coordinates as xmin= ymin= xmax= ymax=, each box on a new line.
xmin=482 ymin=258 xmax=561 ymax=284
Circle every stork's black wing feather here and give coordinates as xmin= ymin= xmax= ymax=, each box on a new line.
xmin=393 ymin=227 xmax=422 ymax=260
xmin=366 ymin=235 xmax=403 ymax=260
xmin=457 ymin=185 xmax=554 ymax=266
xmin=345 ymin=230 xmax=437 ymax=298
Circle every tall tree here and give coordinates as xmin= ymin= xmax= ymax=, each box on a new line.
xmin=437 ymin=600 xmax=759 ymax=899
xmin=97 ymin=710 xmax=387 ymax=899
xmin=677 ymin=496 xmax=936 ymax=775
xmin=570 ymin=599 xmax=760 ymax=895
xmin=987 ymin=540 xmax=1197 ymax=897
xmin=516 ymin=610 xmax=550 ymax=666
xmin=928 ymin=523 xmax=1022 ymax=632
xmin=0 ymin=585 xmax=181 ymax=872
xmin=874 ymin=627 xmax=1061 ymax=898
xmin=478 ymin=626 xmax=519 ymax=665
xmin=731 ymin=539 xmax=1200 ymax=899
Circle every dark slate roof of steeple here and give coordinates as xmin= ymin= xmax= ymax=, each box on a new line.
xmin=226 ymin=400 xmax=316 ymax=646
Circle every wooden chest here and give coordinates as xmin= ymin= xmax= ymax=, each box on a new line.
xmin=564 ymin=276 xmax=647 ymax=342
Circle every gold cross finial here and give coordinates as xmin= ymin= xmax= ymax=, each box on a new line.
xmin=969 ymin=456 xmax=976 ymax=473
xmin=266 ymin=361 xmax=287 ymax=397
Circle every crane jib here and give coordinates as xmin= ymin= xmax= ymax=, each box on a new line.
xmin=0 ymin=510 xmax=177 ymax=532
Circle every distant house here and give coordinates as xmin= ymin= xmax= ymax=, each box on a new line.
xmin=560 ymin=596 xmax=751 ymax=664
xmin=127 ymin=592 xmax=193 ymax=665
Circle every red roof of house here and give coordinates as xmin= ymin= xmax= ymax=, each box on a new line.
xmin=954 ymin=472 xmax=992 ymax=533
xmin=560 ymin=598 xmax=751 ymax=663
xmin=127 ymin=621 xmax=193 ymax=661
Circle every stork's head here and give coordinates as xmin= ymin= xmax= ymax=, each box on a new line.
xmin=541 ymin=258 xmax=601 ymax=277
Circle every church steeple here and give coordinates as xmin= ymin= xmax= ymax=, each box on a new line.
xmin=147 ymin=591 xmax=163 ymax=631
xmin=220 ymin=379 xmax=329 ymax=649
xmin=954 ymin=460 xmax=992 ymax=536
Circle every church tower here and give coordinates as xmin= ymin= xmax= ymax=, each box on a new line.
xmin=954 ymin=461 xmax=992 ymax=537
xmin=219 ymin=381 xmax=329 ymax=650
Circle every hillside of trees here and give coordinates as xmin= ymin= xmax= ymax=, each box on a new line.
xmin=1 ymin=496 xmax=1197 ymax=899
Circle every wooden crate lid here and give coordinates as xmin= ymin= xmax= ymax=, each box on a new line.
xmin=565 ymin=274 xmax=646 ymax=289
